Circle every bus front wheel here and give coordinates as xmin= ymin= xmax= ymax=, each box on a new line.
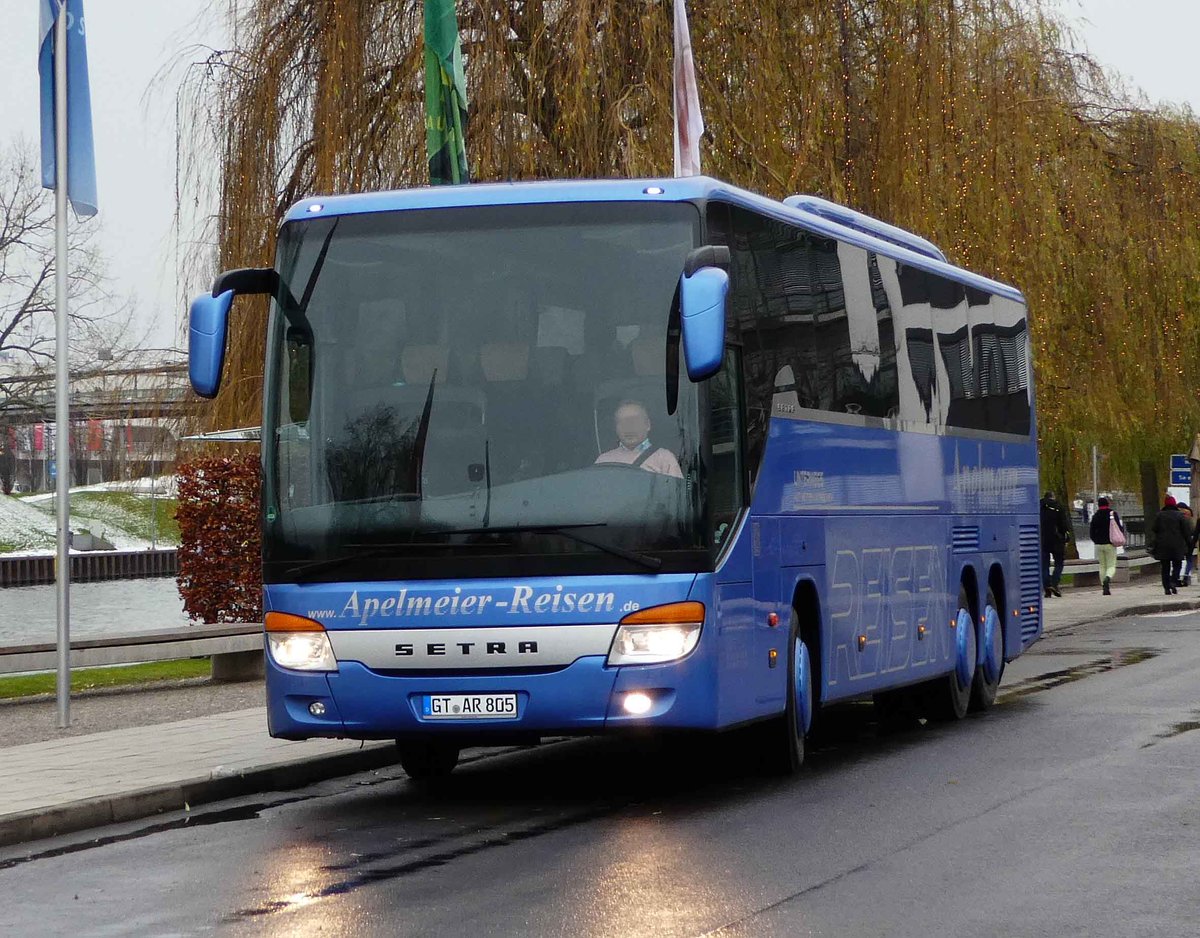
xmin=397 ymin=740 xmax=461 ymax=782
xmin=765 ymin=612 xmax=814 ymax=775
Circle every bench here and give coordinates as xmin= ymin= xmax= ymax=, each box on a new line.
xmin=1063 ymin=551 xmax=1158 ymax=588
xmin=0 ymin=623 xmax=264 ymax=682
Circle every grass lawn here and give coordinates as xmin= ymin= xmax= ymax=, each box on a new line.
xmin=2 ymin=489 xmax=180 ymax=553
xmin=68 ymin=492 xmax=181 ymax=545
xmin=0 ymin=658 xmax=211 ymax=699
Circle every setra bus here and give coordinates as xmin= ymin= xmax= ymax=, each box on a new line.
xmin=188 ymin=178 xmax=1041 ymax=778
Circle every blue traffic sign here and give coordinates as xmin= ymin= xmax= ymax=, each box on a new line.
xmin=48 ymin=460 xmax=56 ymax=480
xmin=1171 ymin=454 xmax=1191 ymax=487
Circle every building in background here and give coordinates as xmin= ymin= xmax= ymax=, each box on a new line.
xmin=0 ymin=352 xmax=187 ymax=492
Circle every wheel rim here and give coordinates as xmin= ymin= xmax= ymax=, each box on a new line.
xmin=980 ymin=604 xmax=1003 ymax=683
xmin=954 ymin=607 xmax=976 ymax=689
xmin=794 ymin=637 xmax=813 ymax=735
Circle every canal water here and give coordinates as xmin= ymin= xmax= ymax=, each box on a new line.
xmin=0 ymin=578 xmax=192 ymax=645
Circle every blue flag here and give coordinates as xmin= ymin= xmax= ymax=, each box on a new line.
xmin=38 ymin=0 xmax=98 ymax=217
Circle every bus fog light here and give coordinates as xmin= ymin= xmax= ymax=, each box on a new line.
xmin=607 ymin=622 xmax=701 ymax=665
xmin=623 ymin=692 xmax=654 ymax=715
xmin=268 ymin=631 xmax=337 ymax=671
xmin=308 ymin=701 xmax=327 ymax=716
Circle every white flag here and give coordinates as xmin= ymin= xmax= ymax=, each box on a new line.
xmin=673 ymin=0 xmax=704 ymax=177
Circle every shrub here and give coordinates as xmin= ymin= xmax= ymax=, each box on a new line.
xmin=175 ymin=454 xmax=262 ymax=623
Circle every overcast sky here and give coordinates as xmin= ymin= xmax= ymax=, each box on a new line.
xmin=0 ymin=1 xmax=1198 ymax=354
xmin=0 ymin=2 xmax=226 ymax=352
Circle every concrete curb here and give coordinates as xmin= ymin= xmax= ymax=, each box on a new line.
xmin=0 ymin=742 xmax=399 ymax=849
xmin=1047 ymin=597 xmax=1200 ymax=633
xmin=1097 ymin=599 xmax=1200 ymax=620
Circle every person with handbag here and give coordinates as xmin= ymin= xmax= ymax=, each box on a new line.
xmin=1150 ymin=495 xmax=1190 ymax=595
xmin=1089 ymin=495 xmax=1125 ymax=595
xmin=1180 ymin=503 xmax=1197 ymax=587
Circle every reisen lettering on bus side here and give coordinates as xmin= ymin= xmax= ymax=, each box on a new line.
xmin=340 ymin=585 xmax=618 ymax=624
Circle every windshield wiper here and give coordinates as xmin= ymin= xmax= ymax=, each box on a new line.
xmin=432 ymin=523 xmax=663 ymax=571
xmin=286 ymin=523 xmax=664 ymax=581
xmin=286 ymin=540 xmax=506 ymax=582
xmin=406 ymin=368 xmax=437 ymax=499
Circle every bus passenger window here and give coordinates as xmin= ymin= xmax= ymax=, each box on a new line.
xmin=708 ymin=348 xmax=745 ymax=544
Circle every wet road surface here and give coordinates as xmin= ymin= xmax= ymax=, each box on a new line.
xmin=2 ymin=610 xmax=1199 ymax=937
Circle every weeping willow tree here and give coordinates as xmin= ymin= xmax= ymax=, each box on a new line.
xmin=185 ymin=0 xmax=1200 ymax=497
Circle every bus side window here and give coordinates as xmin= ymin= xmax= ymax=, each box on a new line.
xmin=277 ymin=326 xmax=315 ymax=508
xmin=285 ymin=326 xmax=313 ymax=425
xmin=708 ymin=348 xmax=745 ymax=545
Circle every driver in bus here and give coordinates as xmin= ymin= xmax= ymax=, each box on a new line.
xmin=594 ymin=400 xmax=683 ymax=478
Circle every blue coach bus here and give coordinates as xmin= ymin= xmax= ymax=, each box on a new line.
xmin=188 ymin=178 xmax=1041 ymax=778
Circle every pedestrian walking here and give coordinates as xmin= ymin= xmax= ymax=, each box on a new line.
xmin=1040 ymin=490 xmax=1071 ymax=598
xmin=1149 ymin=495 xmax=1190 ymax=595
xmin=1089 ymin=496 xmax=1125 ymax=595
xmin=1181 ymin=503 xmax=1196 ymax=587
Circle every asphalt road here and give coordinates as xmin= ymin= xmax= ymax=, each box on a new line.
xmin=2 ymin=610 xmax=1198 ymax=938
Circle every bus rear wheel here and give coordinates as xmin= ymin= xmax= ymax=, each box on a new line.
xmin=970 ymin=588 xmax=1005 ymax=711
xmin=397 ymin=740 xmax=461 ymax=782
xmin=925 ymin=586 xmax=974 ymax=722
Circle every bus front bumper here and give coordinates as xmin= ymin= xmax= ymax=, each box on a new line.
xmin=266 ymin=654 xmax=716 ymax=740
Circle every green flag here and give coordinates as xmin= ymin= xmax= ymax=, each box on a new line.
xmin=424 ymin=0 xmax=469 ymax=185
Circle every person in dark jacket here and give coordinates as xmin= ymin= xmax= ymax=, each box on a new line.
xmin=1089 ymin=496 xmax=1125 ymax=595
xmin=1040 ymin=490 xmax=1071 ymax=598
xmin=1151 ymin=495 xmax=1190 ymax=595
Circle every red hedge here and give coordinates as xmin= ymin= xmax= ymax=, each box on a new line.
xmin=175 ymin=454 xmax=262 ymax=623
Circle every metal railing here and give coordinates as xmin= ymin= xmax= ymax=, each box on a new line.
xmin=0 ymin=548 xmax=177 ymax=587
xmin=1071 ymin=515 xmax=1145 ymax=550
xmin=0 ymin=623 xmax=262 ymax=677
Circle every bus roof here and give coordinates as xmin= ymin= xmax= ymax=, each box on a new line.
xmin=283 ymin=177 xmax=1025 ymax=303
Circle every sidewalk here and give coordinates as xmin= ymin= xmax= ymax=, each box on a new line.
xmin=0 ymin=708 xmax=397 ymax=848
xmin=1044 ymin=576 xmax=1200 ymax=632
xmin=3 ymin=579 xmax=1199 ymax=850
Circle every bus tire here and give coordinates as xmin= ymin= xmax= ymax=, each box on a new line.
xmin=765 ymin=612 xmax=813 ymax=775
xmin=397 ymin=740 xmax=461 ymax=781
xmin=970 ymin=587 xmax=1005 ymax=711
xmin=925 ymin=586 xmax=974 ymax=722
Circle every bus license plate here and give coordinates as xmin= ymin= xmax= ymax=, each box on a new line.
xmin=422 ymin=693 xmax=518 ymax=720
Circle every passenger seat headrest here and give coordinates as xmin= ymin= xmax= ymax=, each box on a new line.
xmin=481 ymin=343 xmax=530 ymax=381
xmin=401 ymin=345 xmax=449 ymax=385
xmin=531 ymin=346 xmax=568 ymax=385
xmin=630 ymin=335 xmax=665 ymax=376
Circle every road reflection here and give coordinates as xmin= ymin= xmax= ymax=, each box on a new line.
xmin=225 ymin=706 xmax=929 ymax=931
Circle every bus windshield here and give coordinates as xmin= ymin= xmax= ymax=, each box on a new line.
xmin=264 ymin=201 xmax=708 ymax=581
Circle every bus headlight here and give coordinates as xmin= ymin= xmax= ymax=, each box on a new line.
xmin=607 ymin=601 xmax=704 ymax=666
xmin=265 ymin=612 xmax=338 ymax=672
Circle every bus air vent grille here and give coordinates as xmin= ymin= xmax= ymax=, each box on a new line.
xmin=1018 ymin=524 xmax=1042 ymax=645
xmin=952 ymin=526 xmax=980 ymax=553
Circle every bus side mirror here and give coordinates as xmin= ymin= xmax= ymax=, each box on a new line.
xmin=679 ymin=266 xmax=728 ymax=382
xmin=187 ymin=267 xmax=280 ymax=399
xmin=188 ymin=290 xmax=235 ymax=398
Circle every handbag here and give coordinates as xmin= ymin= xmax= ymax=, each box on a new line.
xmin=1109 ymin=511 xmax=1126 ymax=548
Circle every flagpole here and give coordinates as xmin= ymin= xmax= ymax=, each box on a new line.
xmin=54 ymin=0 xmax=72 ymax=729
